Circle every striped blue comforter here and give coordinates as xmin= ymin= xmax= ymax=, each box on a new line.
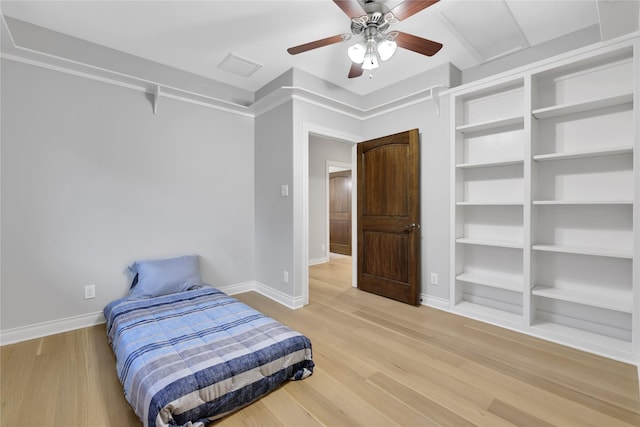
xmin=104 ymin=286 xmax=314 ymax=427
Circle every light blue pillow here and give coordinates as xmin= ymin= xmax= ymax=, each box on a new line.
xmin=128 ymin=255 xmax=201 ymax=298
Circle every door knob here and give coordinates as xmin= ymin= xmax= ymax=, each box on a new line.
xmin=405 ymin=223 xmax=420 ymax=231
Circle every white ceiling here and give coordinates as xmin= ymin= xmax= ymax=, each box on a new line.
xmin=1 ymin=1 xmax=638 ymax=96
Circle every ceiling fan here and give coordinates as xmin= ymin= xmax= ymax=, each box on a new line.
xmin=287 ymin=0 xmax=443 ymax=79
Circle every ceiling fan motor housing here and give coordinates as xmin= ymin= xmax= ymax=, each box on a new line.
xmin=351 ymin=1 xmax=395 ymax=36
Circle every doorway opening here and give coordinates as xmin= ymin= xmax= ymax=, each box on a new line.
xmin=302 ymin=126 xmax=359 ymax=305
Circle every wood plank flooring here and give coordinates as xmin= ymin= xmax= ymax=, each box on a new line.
xmin=2 ymin=255 xmax=639 ymax=426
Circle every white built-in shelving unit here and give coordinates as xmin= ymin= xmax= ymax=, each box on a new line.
xmin=449 ymin=36 xmax=639 ymax=364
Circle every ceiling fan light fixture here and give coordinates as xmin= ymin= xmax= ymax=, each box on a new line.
xmin=347 ymin=41 xmax=367 ymax=64
xmin=377 ymin=38 xmax=397 ymax=61
xmin=361 ymin=54 xmax=379 ymax=70
xmin=361 ymin=37 xmax=380 ymax=70
xmin=361 ymin=50 xmax=380 ymax=70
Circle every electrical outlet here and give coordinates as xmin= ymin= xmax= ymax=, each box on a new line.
xmin=321 ymin=243 xmax=326 ymax=251
xmin=283 ymin=271 xmax=289 ymax=283
xmin=430 ymin=273 xmax=438 ymax=286
xmin=84 ymin=284 xmax=96 ymax=300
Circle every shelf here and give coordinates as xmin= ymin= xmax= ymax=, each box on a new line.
xmin=532 ymin=200 xmax=633 ymax=205
xmin=532 ymin=285 xmax=632 ymax=313
xmin=456 ymin=237 xmax=523 ymax=249
xmin=456 ymin=159 xmax=524 ymax=169
xmin=454 ymin=301 xmax=522 ymax=325
xmin=456 ymin=273 xmax=523 ymax=292
xmin=456 ymin=115 xmax=524 ymax=133
xmin=532 ymin=93 xmax=633 ymax=119
xmin=532 ymin=244 xmax=633 ymax=259
xmin=451 ymin=44 xmax=637 ymax=364
xmin=532 ymin=322 xmax=632 ymax=357
xmin=457 ymin=201 xmax=524 ymax=206
xmin=533 ymin=146 xmax=633 ymax=162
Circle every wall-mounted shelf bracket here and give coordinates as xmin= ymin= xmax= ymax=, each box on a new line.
xmin=153 ymin=84 xmax=161 ymax=114
xmin=430 ymin=85 xmax=446 ymax=117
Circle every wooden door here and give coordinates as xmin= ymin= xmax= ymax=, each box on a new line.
xmin=357 ymin=129 xmax=421 ymax=305
xmin=329 ymin=170 xmax=352 ymax=256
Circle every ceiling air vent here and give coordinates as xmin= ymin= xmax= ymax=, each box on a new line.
xmin=217 ymin=53 xmax=262 ymax=77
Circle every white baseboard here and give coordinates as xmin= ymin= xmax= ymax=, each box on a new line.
xmin=219 ymin=281 xmax=304 ymax=309
xmin=217 ymin=281 xmax=256 ymax=296
xmin=308 ymin=257 xmax=328 ymax=266
xmin=421 ymin=293 xmax=450 ymax=311
xmin=0 ymin=280 xmax=302 ymax=346
xmin=0 ymin=311 xmax=106 ymax=346
xmin=254 ymin=282 xmax=305 ymax=309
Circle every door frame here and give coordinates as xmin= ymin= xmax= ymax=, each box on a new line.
xmin=298 ymin=122 xmax=360 ymax=305
xmin=326 ymin=161 xmax=353 ymax=261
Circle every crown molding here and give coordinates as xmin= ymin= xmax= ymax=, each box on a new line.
xmin=1 ymin=13 xmax=446 ymax=121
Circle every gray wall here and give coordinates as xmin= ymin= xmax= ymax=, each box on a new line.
xmin=254 ymin=101 xmax=294 ymax=296
xmin=1 ymin=19 xmax=608 ymax=335
xmin=1 ymin=59 xmax=255 ymax=330
xmin=308 ymin=135 xmax=353 ymax=263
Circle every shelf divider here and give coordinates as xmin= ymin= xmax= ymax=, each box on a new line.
xmin=533 ymin=146 xmax=633 ymax=162
xmin=456 ymin=159 xmax=524 ymax=169
xmin=532 ymin=322 xmax=632 ymax=358
xmin=457 ymin=272 xmax=523 ymax=292
xmin=532 ymin=285 xmax=632 ymax=313
xmin=457 ymin=201 xmax=524 ymax=206
xmin=456 ymin=115 xmax=524 ymax=133
xmin=456 ymin=237 xmax=523 ymax=249
xmin=532 ymin=200 xmax=633 ymax=205
xmin=532 ymin=93 xmax=633 ymax=119
xmin=454 ymin=301 xmax=523 ymax=325
xmin=531 ymin=244 xmax=633 ymax=259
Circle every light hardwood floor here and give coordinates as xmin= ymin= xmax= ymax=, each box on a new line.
xmin=2 ymin=256 xmax=639 ymax=426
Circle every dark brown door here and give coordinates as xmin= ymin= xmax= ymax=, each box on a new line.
xmin=357 ymin=129 xmax=421 ymax=305
xmin=329 ymin=170 xmax=352 ymax=256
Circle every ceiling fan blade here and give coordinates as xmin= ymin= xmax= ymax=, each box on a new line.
xmin=287 ymin=35 xmax=346 ymax=55
xmin=348 ymin=62 xmax=363 ymax=78
xmin=390 ymin=0 xmax=439 ymax=21
xmin=333 ymin=0 xmax=366 ymax=18
xmin=396 ymin=32 xmax=443 ymax=56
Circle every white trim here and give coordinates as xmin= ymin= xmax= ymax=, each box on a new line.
xmin=1 ymin=15 xmax=446 ymax=122
xmin=217 ymin=281 xmax=256 ymax=296
xmin=308 ymin=257 xmax=328 ymax=266
xmin=300 ymin=123 xmax=361 ymax=307
xmin=351 ymin=144 xmax=358 ymax=288
xmin=287 ymin=85 xmax=445 ymax=121
xmin=0 ymin=52 xmax=441 ymax=122
xmin=421 ymin=294 xmax=451 ymax=311
xmin=152 ymin=84 xmax=160 ymax=114
xmin=2 ymin=52 xmax=256 ymax=118
xmin=220 ymin=280 xmax=305 ymax=309
xmin=0 ymin=280 xmax=304 ymax=345
xmin=0 ymin=311 xmax=105 ymax=346
xmin=254 ymin=282 xmax=306 ymax=309
xmin=0 ymin=52 xmax=442 ymax=122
